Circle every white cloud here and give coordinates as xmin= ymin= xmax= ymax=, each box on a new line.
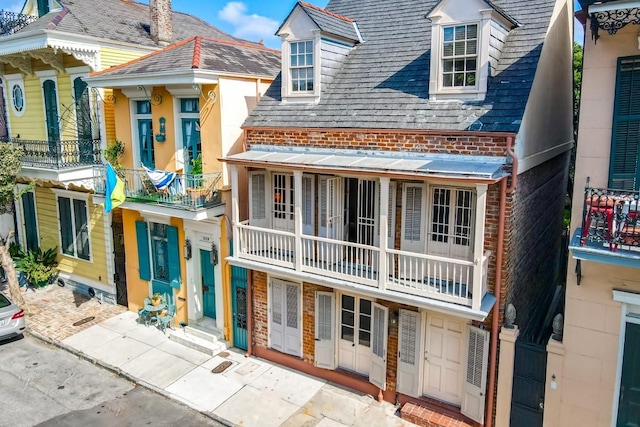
xmin=218 ymin=2 xmax=279 ymax=43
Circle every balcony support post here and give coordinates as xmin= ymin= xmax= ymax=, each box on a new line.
xmin=378 ymin=177 xmax=390 ymax=291
xmin=472 ymin=184 xmax=488 ymax=311
xmin=230 ymin=165 xmax=240 ymax=252
xmin=294 ymin=171 xmax=303 ymax=272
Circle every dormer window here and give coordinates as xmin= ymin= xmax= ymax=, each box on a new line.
xmin=442 ymin=24 xmax=478 ymax=88
xmin=290 ymin=41 xmax=314 ymax=92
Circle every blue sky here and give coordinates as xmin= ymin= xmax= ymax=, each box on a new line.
xmin=8 ymin=0 xmax=583 ymax=48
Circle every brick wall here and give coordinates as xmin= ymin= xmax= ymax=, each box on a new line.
xmin=252 ymin=270 xmax=268 ymax=348
xmin=149 ymin=0 xmax=172 ymax=45
xmin=246 ymin=129 xmax=508 ymax=156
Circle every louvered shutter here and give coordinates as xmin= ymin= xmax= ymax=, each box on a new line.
xmin=135 ymin=221 xmax=151 ymax=281
xmin=377 ymin=181 xmax=397 ymax=243
xmin=315 ymin=292 xmax=335 ymax=369
xmin=21 ymin=192 xmax=38 ymax=252
xmin=397 ymin=309 xmax=421 ymax=397
xmin=284 ymin=282 xmax=302 ymax=357
xmin=302 ymin=175 xmax=315 ymax=235
xmin=43 ymin=79 xmax=60 ymax=143
xmin=319 ymin=177 xmax=328 ymax=236
xmin=167 ymin=225 xmax=181 ymax=289
xmin=269 ymin=279 xmax=284 ymax=351
xmin=401 ymin=184 xmax=426 ymax=253
xmin=461 ymin=325 xmax=490 ymax=424
xmin=58 ymin=197 xmax=74 ymax=257
xmin=610 ymin=57 xmax=640 ymax=191
xmin=369 ymin=303 xmax=389 ymax=390
xmin=249 ymin=171 xmax=269 ymax=228
xmin=73 ymin=199 xmax=90 ymax=260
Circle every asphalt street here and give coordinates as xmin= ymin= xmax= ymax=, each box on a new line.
xmin=0 ymin=335 xmax=224 ymax=427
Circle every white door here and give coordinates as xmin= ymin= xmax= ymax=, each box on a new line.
xmin=318 ymin=177 xmax=344 ymax=265
xmin=461 ymin=325 xmax=490 ymax=424
xmin=357 ymin=179 xmax=377 ymax=246
xmin=269 ymin=278 xmax=301 ymax=357
xmin=314 ymin=291 xmax=335 ymax=369
xmin=422 ymin=313 xmax=465 ymax=405
xmin=397 ymin=309 xmax=422 ymax=397
xmin=369 ymin=302 xmax=389 ymax=390
xmin=338 ymin=294 xmax=372 ymax=376
xmin=272 ymin=173 xmax=294 ymax=232
xmin=428 ymin=187 xmax=474 ymax=260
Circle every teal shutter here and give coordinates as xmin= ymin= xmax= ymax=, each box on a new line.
xmin=58 ymin=197 xmax=74 ymax=256
xmin=167 ymin=225 xmax=181 ymax=289
xmin=43 ymin=80 xmax=60 ymax=144
xmin=135 ymin=221 xmax=151 ymax=281
xmin=138 ymin=119 xmax=154 ymax=168
xmin=22 ymin=192 xmax=38 ymax=251
xmin=610 ymin=56 xmax=640 ymax=190
xmin=37 ymin=0 xmax=49 ymax=16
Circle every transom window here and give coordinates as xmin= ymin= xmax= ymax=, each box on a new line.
xmin=290 ymin=41 xmax=314 ymax=92
xmin=442 ymin=24 xmax=478 ymax=88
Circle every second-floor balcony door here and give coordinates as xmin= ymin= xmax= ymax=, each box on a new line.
xmin=273 ymin=173 xmax=294 ymax=232
xmin=43 ymin=79 xmax=60 ymax=154
xmin=429 ymin=187 xmax=474 ymax=261
xmin=73 ymin=77 xmax=94 ymax=163
xmin=136 ymin=101 xmax=154 ymax=168
xmin=319 ymin=177 xmax=344 ymax=240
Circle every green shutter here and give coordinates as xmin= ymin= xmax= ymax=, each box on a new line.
xmin=135 ymin=221 xmax=151 ymax=281
xmin=43 ymin=80 xmax=60 ymax=144
xmin=22 ymin=192 xmax=38 ymax=252
xmin=37 ymin=0 xmax=49 ymax=16
xmin=610 ymin=56 xmax=640 ymax=190
xmin=167 ymin=225 xmax=181 ymax=289
xmin=58 ymin=197 xmax=74 ymax=256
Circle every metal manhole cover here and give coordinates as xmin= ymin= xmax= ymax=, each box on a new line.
xmin=72 ymin=316 xmax=95 ymax=327
xmin=211 ymin=361 xmax=233 ymax=374
xmin=218 ymin=351 xmax=230 ymax=358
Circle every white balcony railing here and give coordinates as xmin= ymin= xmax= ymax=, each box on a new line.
xmin=235 ymin=221 xmax=490 ymax=309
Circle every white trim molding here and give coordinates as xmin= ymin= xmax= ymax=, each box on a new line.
xmin=5 ymin=74 xmax=26 ymax=118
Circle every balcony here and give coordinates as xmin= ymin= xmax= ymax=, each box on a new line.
xmin=569 ymin=186 xmax=640 ymax=267
xmin=2 ymin=138 xmax=102 ymax=169
xmin=93 ymin=167 xmax=223 ymax=212
xmin=0 ymin=10 xmax=37 ymax=36
xmin=236 ymin=221 xmax=491 ymax=310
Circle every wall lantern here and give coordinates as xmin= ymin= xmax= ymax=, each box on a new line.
xmin=155 ymin=117 xmax=166 ymax=142
xmin=183 ymin=238 xmax=192 ymax=260
xmin=211 ymin=243 xmax=219 ymax=266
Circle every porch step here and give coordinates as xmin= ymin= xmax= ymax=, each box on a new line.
xmin=184 ymin=324 xmax=224 ymax=343
xmin=169 ymin=329 xmax=229 ymax=356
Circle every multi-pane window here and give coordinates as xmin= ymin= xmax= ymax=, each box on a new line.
xmin=273 ymin=173 xmax=294 ymax=220
xmin=442 ymin=24 xmax=478 ymax=88
xmin=136 ymin=100 xmax=154 ymax=168
xmin=58 ymin=197 xmax=90 ymax=260
xmin=180 ymin=98 xmax=201 ymax=174
xmin=290 ymin=41 xmax=314 ymax=92
xmin=340 ymin=295 xmax=372 ymax=348
xmin=150 ymin=223 xmax=169 ymax=283
xmin=431 ymin=187 xmax=474 ymax=246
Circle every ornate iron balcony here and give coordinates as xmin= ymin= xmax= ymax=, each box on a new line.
xmin=579 ymin=186 xmax=640 ymax=252
xmin=1 ymin=137 xmax=102 ymax=169
xmin=0 ymin=10 xmax=37 ymax=37
xmin=93 ymin=167 xmax=223 ymax=210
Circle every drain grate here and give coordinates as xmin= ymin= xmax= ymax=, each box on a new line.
xmin=211 ymin=361 xmax=233 ymax=374
xmin=218 ymin=351 xmax=230 ymax=358
xmin=72 ymin=316 xmax=95 ymax=327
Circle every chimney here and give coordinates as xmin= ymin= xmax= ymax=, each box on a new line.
xmin=150 ymin=0 xmax=172 ymax=46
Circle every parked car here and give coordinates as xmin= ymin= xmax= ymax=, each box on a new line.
xmin=0 ymin=292 xmax=25 ymax=340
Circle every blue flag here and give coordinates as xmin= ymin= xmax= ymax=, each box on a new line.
xmin=104 ymin=163 xmax=125 ymax=213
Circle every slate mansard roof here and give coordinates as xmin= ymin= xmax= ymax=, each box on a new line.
xmin=245 ymin=0 xmax=557 ymax=133
xmin=91 ymin=37 xmax=281 ymax=80
xmin=289 ymin=2 xmax=361 ymax=42
xmin=15 ymin=0 xmax=255 ymax=48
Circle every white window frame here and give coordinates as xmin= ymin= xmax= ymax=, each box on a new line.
xmin=440 ymin=23 xmax=479 ymax=90
xmin=52 ymin=189 xmax=92 ymax=262
xmin=281 ymin=35 xmax=322 ymax=102
xmin=612 ymin=290 xmax=640 ymax=427
xmin=172 ymin=96 xmax=201 ymax=171
xmin=5 ymin=74 xmax=25 ymax=118
xmin=289 ymin=40 xmax=315 ymax=93
xmin=130 ymin=99 xmax=153 ymax=168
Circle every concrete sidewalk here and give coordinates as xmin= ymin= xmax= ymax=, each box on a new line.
xmin=37 ymin=308 xmax=412 ymax=427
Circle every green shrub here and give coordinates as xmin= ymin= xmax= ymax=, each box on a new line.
xmin=14 ymin=247 xmax=59 ymax=288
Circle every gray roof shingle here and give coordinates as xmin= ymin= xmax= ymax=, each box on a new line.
xmin=17 ymin=0 xmax=258 ymax=48
xmin=92 ymin=37 xmax=280 ymax=79
xmin=245 ymin=0 xmax=557 ymax=133
xmin=297 ymin=2 xmax=360 ymax=42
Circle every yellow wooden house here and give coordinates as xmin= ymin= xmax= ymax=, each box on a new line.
xmin=86 ymin=36 xmax=279 ymax=348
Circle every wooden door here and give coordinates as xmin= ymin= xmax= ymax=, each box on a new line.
xmin=422 ymin=313 xmax=465 ymax=405
xmin=200 ymin=249 xmax=216 ymax=319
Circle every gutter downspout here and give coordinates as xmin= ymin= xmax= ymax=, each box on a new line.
xmin=485 ymin=135 xmax=517 ymax=427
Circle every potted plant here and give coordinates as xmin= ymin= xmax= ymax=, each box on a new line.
xmin=151 ymin=293 xmax=163 ymax=306
xmin=14 ymin=247 xmax=59 ymax=288
xmin=186 ymin=154 xmax=206 ymax=205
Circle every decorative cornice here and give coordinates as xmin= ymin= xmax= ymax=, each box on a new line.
xmin=29 ymin=49 xmax=65 ymax=74
xmin=1 ymin=55 xmax=32 ymax=75
xmin=58 ymin=46 xmax=100 ymax=71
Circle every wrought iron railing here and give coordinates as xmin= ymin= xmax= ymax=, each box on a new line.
xmin=93 ymin=167 xmax=223 ymax=210
xmin=1 ymin=138 xmax=102 ymax=169
xmin=580 ymin=186 xmax=640 ymax=251
xmin=0 ymin=10 xmax=37 ymax=36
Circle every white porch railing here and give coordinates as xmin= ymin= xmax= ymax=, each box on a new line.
xmin=301 ymin=235 xmax=380 ymax=287
xmin=235 ymin=222 xmax=490 ymax=309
